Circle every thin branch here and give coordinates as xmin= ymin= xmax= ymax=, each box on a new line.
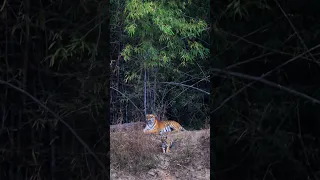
xmin=214 ymin=17 xmax=282 ymax=58
xmin=212 ymin=43 xmax=320 ymax=112
xmin=225 ymin=52 xmax=275 ymax=70
xmin=0 ymin=80 xmax=108 ymax=175
xmin=274 ymin=0 xmax=320 ymax=68
xmin=212 ymin=81 xmax=254 ymax=113
xmin=223 ymin=30 xmax=293 ymax=57
xmin=166 ymin=78 xmax=208 ymax=107
xmin=158 ymin=81 xmax=210 ymax=95
xmin=0 ymin=0 xmax=6 ymax=12
xmin=221 ymin=30 xmax=320 ymax=66
xmin=212 ymin=68 xmax=320 ymax=104
xmin=212 ymin=30 xmax=318 ymax=84
xmin=296 ymin=103 xmax=319 ymax=180
xmin=194 ymin=59 xmax=207 ymax=78
xmin=81 ymin=18 xmax=106 ymax=40
xmin=110 ymin=86 xmax=144 ymax=116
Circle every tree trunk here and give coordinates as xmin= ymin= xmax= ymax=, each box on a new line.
xmin=152 ymin=67 xmax=157 ymax=114
xmin=144 ymin=66 xmax=147 ymax=116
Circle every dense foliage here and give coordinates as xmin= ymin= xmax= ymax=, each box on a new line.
xmin=110 ymin=0 xmax=210 ymax=129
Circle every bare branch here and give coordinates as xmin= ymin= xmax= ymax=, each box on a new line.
xmin=214 ymin=17 xmax=282 ymax=58
xmin=274 ymin=0 xmax=320 ymax=68
xmin=221 ymin=30 xmax=320 ymax=66
xmin=158 ymin=81 xmax=210 ymax=95
xmin=0 ymin=80 xmax=108 ymax=175
xmin=212 ymin=43 xmax=320 ymax=112
xmin=212 ymin=68 xmax=320 ymax=105
xmin=110 ymin=86 xmax=144 ymax=116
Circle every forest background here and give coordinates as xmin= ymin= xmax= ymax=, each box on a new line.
xmin=0 ymin=0 xmax=320 ymax=179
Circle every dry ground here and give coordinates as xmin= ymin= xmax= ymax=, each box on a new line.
xmin=110 ymin=122 xmax=210 ymax=180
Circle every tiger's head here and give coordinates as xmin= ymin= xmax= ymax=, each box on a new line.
xmin=145 ymin=114 xmax=157 ymax=125
xmin=143 ymin=114 xmax=158 ymax=134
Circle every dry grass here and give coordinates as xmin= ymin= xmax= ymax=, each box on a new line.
xmin=110 ymin=130 xmax=160 ymax=174
xmin=110 ymin=128 xmax=210 ymax=179
xmin=110 ymin=121 xmax=145 ymax=132
xmin=168 ymin=129 xmax=210 ymax=169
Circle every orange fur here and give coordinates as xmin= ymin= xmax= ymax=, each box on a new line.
xmin=143 ymin=114 xmax=185 ymax=135
xmin=143 ymin=114 xmax=185 ymax=153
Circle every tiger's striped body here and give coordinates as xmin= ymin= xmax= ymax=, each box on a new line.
xmin=143 ymin=114 xmax=186 ymax=135
xmin=143 ymin=114 xmax=185 ymax=153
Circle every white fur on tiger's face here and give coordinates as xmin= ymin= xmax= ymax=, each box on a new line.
xmin=146 ymin=114 xmax=156 ymax=125
xmin=143 ymin=114 xmax=157 ymax=133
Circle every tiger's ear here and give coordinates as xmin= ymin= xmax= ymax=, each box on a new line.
xmin=149 ymin=113 xmax=155 ymax=118
xmin=152 ymin=113 xmax=159 ymax=120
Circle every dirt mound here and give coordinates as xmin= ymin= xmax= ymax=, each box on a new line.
xmin=110 ymin=121 xmax=145 ymax=132
xmin=110 ymin=128 xmax=210 ymax=180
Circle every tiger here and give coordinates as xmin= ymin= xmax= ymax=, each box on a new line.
xmin=160 ymin=135 xmax=174 ymax=153
xmin=143 ymin=114 xmax=185 ymax=153
xmin=143 ymin=114 xmax=186 ymax=135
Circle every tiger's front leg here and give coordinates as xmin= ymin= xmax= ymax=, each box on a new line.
xmin=161 ymin=135 xmax=169 ymax=153
xmin=166 ymin=145 xmax=170 ymax=153
xmin=161 ymin=140 xmax=167 ymax=153
xmin=161 ymin=134 xmax=173 ymax=153
xmin=162 ymin=147 xmax=166 ymax=153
